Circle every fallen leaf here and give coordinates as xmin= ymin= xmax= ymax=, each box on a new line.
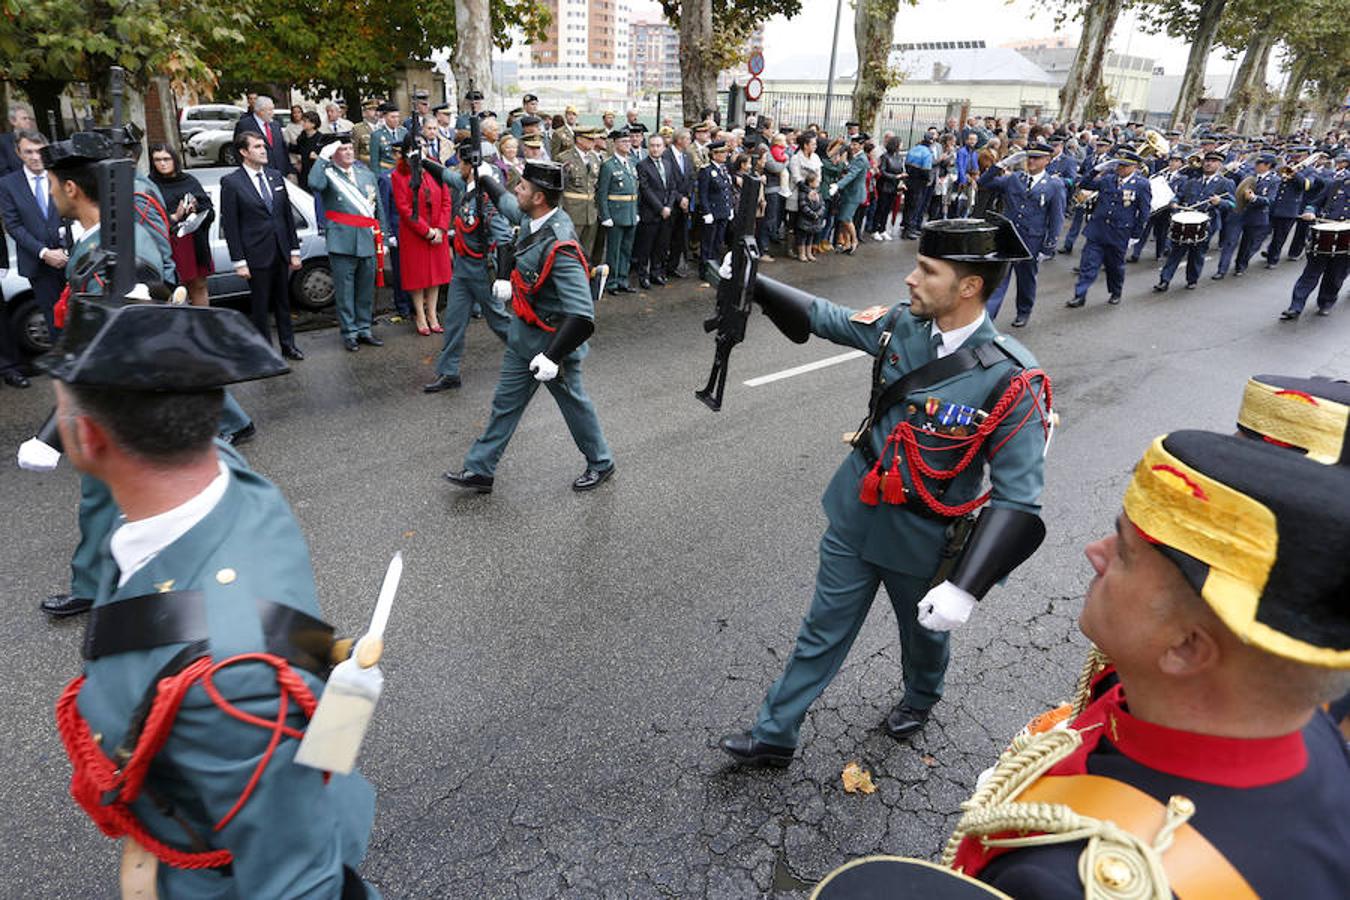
xmin=921 ymin=754 xmax=938 ymax=767
xmin=402 ymin=531 xmax=416 ymax=539
xmin=841 ymin=761 xmax=876 ymax=795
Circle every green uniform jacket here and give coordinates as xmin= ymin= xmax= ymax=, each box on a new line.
xmin=496 ymin=205 xmax=594 ymax=359
xmin=308 ymin=159 xmax=388 ymax=258
xmin=834 ymin=154 xmax=869 ymax=208
xmin=556 ymin=147 xmax=599 ymax=228
xmin=440 ymin=170 xmax=519 ymax=257
xmin=369 ymin=124 xmax=406 ymax=173
xmin=820 ymin=158 xmax=846 ymax=198
xmin=550 ymin=124 xmax=576 ymax=159
xmin=66 ymin=221 xmax=168 ymax=293
xmin=74 ymin=446 xmax=378 ymax=898
xmin=595 ymin=154 xmax=638 ymax=226
xmin=811 ymin=301 xmax=1045 ymax=575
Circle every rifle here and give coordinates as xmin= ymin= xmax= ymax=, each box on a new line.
xmin=694 ymin=171 xmax=764 ymax=411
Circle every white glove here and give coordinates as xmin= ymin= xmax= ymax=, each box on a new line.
xmin=703 ymin=213 xmax=714 ymax=224
xmin=492 ymin=280 xmax=512 ymax=303
xmin=477 ymin=162 xmax=496 ymax=181
xmin=718 ymin=252 xmax=733 ymax=280
xmin=319 ymin=140 xmax=339 ymax=161
xmin=828 ymin=183 xmax=839 ymax=197
xmin=601 ymin=218 xmax=614 ymax=228
xmin=18 ymin=437 xmax=61 ymax=472
xmin=1000 ymin=151 xmax=1027 ymax=169
xmin=387 ymin=235 xmax=398 ymax=248
xmin=528 ymin=353 xmax=559 ymax=382
xmin=916 ymin=581 xmax=977 ymax=632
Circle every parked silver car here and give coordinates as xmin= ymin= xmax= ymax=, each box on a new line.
xmin=2 ymin=167 xmax=336 ymax=356
xmin=185 ymin=112 xmax=291 ymax=168
xmin=178 ymin=104 xmax=246 ymax=141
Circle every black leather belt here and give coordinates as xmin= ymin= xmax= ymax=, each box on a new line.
xmin=83 ymin=591 xmax=339 ymax=679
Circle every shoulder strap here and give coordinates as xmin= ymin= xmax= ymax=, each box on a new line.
xmin=870 ymin=338 xmax=1014 ymax=425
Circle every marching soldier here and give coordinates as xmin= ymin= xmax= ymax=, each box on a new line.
xmin=1154 ymin=150 xmax=1235 ymax=292
xmin=43 ymin=298 xmax=381 ymax=897
xmin=551 ymin=105 xmax=579 ymax=158
xmin=1067 ymin=148 xmax=1150 ymax=308
xmin=442 ymin=160 xmax=616 ymax=494
xmin=1213 ymin=153 xmax=1278 ymax=280
xmin=309 ymin=134 xmax=389 ymax=351
xmin=596 ymin=130 xmax=639 ymax=294
xmin=369 ymin=101 xmax=406 ymax=175
xmin=1059 ymin=137 xmax=1112 ymax=254
xmin=976 ymin=141 xmax=1066 ymax=328
xmin=1264 ymin=149 xmax=1316 ymax=267
xmin=557 ymin=127 xmax=601 ymax=266
xmin=720 ymin=216 xmax=1053 ymax=767
xmin=697 ymin=139 xmax=733 ymax=265
xmin=351 ymin=99 xmax=381 ymax=168
xmin=1127 ymin=152 xmax=1183 ymax=263
xmin=422 ymin=141 xmax=512 ymax=393
xmin=1280 ymin=153 xmax=1349 ymax=320
xmin=944 ymin=427 xmax=1350 ymax=898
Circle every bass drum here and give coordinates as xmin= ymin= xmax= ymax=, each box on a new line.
xmin=811 ymin=856 xmax=1012 ymax=899
xmin=1309 ymin=222 xmax=1350 ymax=257
xmin=1168 ymin=210 xmax=1210 ymax=245
xmin=1148 ymin=174 xmax=1175 ymax=214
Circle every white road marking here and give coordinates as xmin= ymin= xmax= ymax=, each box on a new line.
xmin=743 ymin=350 xmax=867 ymax=387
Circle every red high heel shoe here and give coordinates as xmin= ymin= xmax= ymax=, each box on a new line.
xmin=417 ymin=325 xmax=431 ymax=336
xmin=430 ymin=324 xmax=444 ymax=334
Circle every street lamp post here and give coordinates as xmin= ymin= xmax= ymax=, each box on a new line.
xmin=822 ymin=0 xmax=845 ymax=133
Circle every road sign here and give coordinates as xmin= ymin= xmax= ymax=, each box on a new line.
xmin=748 ymin=50 xmax=765 ymax=77
xmin=744 ymin=76 xmax=763 ymax=102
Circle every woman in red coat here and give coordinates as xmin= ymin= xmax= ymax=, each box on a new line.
xmin=391 ymin=133 xmax=453 ymax=335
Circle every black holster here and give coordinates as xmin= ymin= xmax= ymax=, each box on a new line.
xmin=949 ymin=506 xmax=1046 ymax=600
xmin=753 ymin=276 xmax=814 ymax=344
xmin=544 ymin=315 xmax=595 ymax=362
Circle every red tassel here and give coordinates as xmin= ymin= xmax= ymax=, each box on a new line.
xmin=882 ymin=456 xmax=906 ymax=504
xmin=859 ymin=464 xmax=883 ymax=506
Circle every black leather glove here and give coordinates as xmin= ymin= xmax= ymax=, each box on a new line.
xmin=753 ymin=275 xmax=814 ymax=344
xmin=543 ymin=315 xmax=595 ymax=363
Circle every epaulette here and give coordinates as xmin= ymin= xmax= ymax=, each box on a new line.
xmin=989 ymin=332 xmax=1038 ymax=370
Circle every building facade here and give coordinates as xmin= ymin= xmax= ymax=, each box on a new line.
xmin=1006 ymin=38 xmax=1154 ymax=120
xmin=629 ymin=19 xmax=680 ymax=95
xmin=517 ymin=0 xmax=632 ymax=94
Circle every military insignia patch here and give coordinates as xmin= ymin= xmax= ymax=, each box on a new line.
xmin=850 ymin=305 xmax=890 ymax=324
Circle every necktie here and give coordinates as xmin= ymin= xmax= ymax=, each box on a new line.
xmin=657 ymin=158 xmax=666 ymax=186
xmin=34 ymin=174 xmax=48 ymax=218
xmin=256 ymin=172 xmax=272 ymax=210
xmin=332 ymin=123 xmax=338 ymax=133
xmin=261 ymin=122 xmax=272 ymax=146
xmin=929 ymin=330 xmax=945 ymax=359
xmin=1024 ymin=172 xmax=1033 ymax=191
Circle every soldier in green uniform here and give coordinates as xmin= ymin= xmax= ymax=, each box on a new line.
xmin=443 ymin=160 xmax=615 ymax=494
xmin=368 ymin=101 xmax=406 ymax=175
xmin=597 ymin=130 xmax=638 ymax=294
xmin=309 ymin=134 xmax=389 ymax=351
xmin=44 ymin=298 xmax=381 ymax=898
xmin=720 ymin=216 xmax=1054 ymax=766
xmin=351 ymin=99 xmax=381 ymax=168
xmin=558 ymin=127 xmax=601 ymax=265
xmin=551 ymin=105 xmax=579 ymax=158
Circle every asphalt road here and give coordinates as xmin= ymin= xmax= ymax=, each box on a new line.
xmin=2 ymin=236 xmax=1346 ymax=899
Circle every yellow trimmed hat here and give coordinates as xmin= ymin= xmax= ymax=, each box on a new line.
xmin=1237 ymin=375 xmax=1350 ymax=465
xmin=1123 ymin=430 xmax=1350 ymax=668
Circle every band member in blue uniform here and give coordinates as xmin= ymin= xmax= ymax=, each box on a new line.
xmin=719 ymin=216 xmax=1053 ymax=767
xmin=1154 ymin=150 xmax=1235 ymax=292
xmin=1213 ymin=154 xmax=1278 ymax=280
xmin=977 ymin=141 xmax=1066 ymax=328
xmin=1265 ymin=149 xmax=1316 ymax=266
xmin=45 ymin=299 xmax=381 ymax=898
xmin=1067 ymin=149 xmax=1150 ymax=308
xmin=1128 ymin=152 xmax=1183 ymax=263
xmin=946 ymin=428 xmax=1350 ymax=899
xmin=1280 ymin=157 xmax=1349 ymax=320
xmin=1059 ymin=137 xmax=1112 ymax=254
xmin=443 ymin=161 xmax=615 ymax=494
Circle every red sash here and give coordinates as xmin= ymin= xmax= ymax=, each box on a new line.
xmin=452 ymin=214 xmax=485 ymax=259
xmin=324 ymin=210 xmax=385 ymax=286
xmin=508 ymin=239 xmax=589 ymax=333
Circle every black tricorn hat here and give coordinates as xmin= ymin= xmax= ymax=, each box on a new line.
xmin=38 ymin=299 xmax=289 ymax=390
xmin=377 ymin=100 xmax=399 ymax=113
xmin=812 ymin=856 xmax=1009 ymax=899
xmin=465 ymin=89 xmax=485 ymax=101
xmin=41 ymin=132 xmax=114 ymax=170
xmin=917 ymin=214 xmax=1031 ymax=262
xmin=522 ymin=159 xmax=564 ymax=192
xmin=93 ymin=123 xmax=144 ymax=148
xmin=1123 ymin=430 xmax=1350 ymax=668
xmin=1237 ymin=375 xmax=1350 ymax=465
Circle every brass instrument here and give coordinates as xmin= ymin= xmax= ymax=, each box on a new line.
xmin=1136 ymin=128 xmax=1170 ymax=161
xmin=1279 ymin=152 xmax=1326 ymax=180
xmin=1073 ymin=188 xmax=1099 ymax=210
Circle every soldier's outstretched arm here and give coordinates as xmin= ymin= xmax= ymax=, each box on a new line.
xmin=477 ymin=172 xmax=522 ymax=224
xmin=753 ymin=275 xmax=886 ymax=352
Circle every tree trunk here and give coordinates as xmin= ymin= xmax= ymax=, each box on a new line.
xmin=852 ymin=0 xmax=901 ymax=135
xmin=1058 ymin=0 xmax=1125 ymax=124
xmin=677 ymin=0 xmax=718 ymax=124
xmin=1275 ymin=54 xmax=1312 ymax=136
xmin=1220 ymin=30 xmax=1274 ymax=133
xmin=452 ymin=0 xmax=493 ymax=114
xmin=1169 ymin=0 xmax=1227 ymax=134
xmin=1310 ymin=79 xmax=1349 ymax=136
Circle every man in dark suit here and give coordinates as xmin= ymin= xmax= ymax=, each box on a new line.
xmin=0 ymin=129 xmax=67 ymax=336
xmin=664 ymin=128 xmax=695 ymax=278
xmin=232 ymin=96 xmax=292 ymax=177
xmin=219 ymin=132 xmax=304 ymax=359
xmin=632 ymin=134 xmax=678 ymax=289
xmin=0 ymin=105 xmax=35 ymax=177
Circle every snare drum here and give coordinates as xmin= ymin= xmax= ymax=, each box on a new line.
xmin=1168 ymin=210 xmax=1210 ymax=245
xmin=1309 ymin=222 xmax=1350 ymax=258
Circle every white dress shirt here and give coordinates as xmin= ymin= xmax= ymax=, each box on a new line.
xmin=930 ymin=312 xmax=986 ymax=359
xmin=528 ymin=206 xmax=559 ymax=235
xmin=110 ymin=460 xmax=230 ymax=586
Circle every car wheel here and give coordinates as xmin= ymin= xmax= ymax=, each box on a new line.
xmin=11 ymin=294 xmax=53 ymax=355
xmin=291 ymin=261 xmax=335 ymax=311
xmin=218 ymin=144 xmax=239 ymax=166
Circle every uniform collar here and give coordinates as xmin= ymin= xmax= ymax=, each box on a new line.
xmin=110 ymin=460 xmax=230 ymax=587
xmin=528 ymin=206 xmax=559 ymax=234
xmin=929 ymin=311 xmax=986 ymax=357
xmin=1100 ymin=683 xmax=1308 ymax=788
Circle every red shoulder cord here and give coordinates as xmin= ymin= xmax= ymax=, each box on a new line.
xmin=55 ymin=652 xmax=321 ymax=870
xmin=859 ymin=369 xmax=1053 ymax=517
xmin=452 ymin=212 xmax=484 ymax=259
xmin=509 ymin=239 xmax=590 ymax=333
xmin=135 ymin=191 xmax=173 ymax=245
